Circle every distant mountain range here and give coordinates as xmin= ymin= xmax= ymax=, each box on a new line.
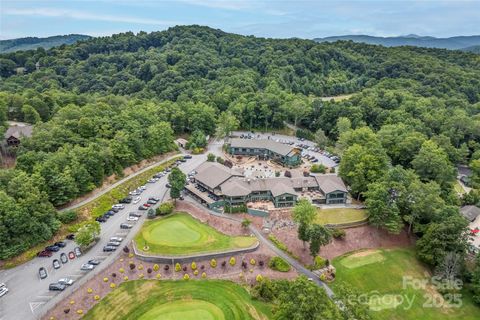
xmin=314 ymin=34 xmax=480 ymax=51
xmin=0 ymin=34 xmax=91 ymax=53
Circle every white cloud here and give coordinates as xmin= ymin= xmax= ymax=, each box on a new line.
xmin=3 ymin=7 xmax=179 ymax=25
xmin=179 ymin=0 xmax=252 ymax=10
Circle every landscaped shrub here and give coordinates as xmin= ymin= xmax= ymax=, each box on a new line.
xmin=123 ymin=246 xmax=129 ymax=253
xmin=64 ymin=308 xmax=70 ymax=314
xmin=157 ymin=202 xmax=174 ymax=216
xmin=192 ymin=147 xmax=204 ymax=154
xmin=229 ymin=257 xmax=236 ymax=266
xmin=259 ymin=260 xmax=264 ymax=267
xmin=310 ymin=164 xmax=326 ymax=173
xmin=268 ymin=257 xmax=291 ymax=272
xmin=320 ymin=273 xmax=327 ymax=281
xmin=284 ymin=170 xmax=292 ymax=178
xmin=256 ymin=274 xmax=264 ymax=282
xmin=296 ymin=128 xmax=315 ymax=140
xmin=313 ymin=256 xmax=327 ymax=269
xmin=77 ymin=310 xmax=83 ymax=315
xmin=124 ymin=276 xmax=129 ymax=281
xmin=110 ymin=283 xmax=116 ymax=288
xmin=156 ymin=274 xmax=161 ymax=279
xmin=216 ymin=156 xmax=224 ymax=164
xmin=207 ymin=153 xmax=216 ymax=162
xmin=275 ymin=171 xmax=280 ymax=177
xmin=103 ymin=277 xmax=109 ymax=282
xmin=224 ymin=160 xmax=233 ymax=168
xmin=224 ymin=204 xmax=247 ymax=213
xmin=183 ymin=274 xmax=190 ymax=280
xmin=200 ymin=265 xmax=205 ymax=270
xmin=138 ymin=273 xmax=144 ymax=279
xmin=221 ymin=260 xmax=227 ymax=267
xmin=164 ymin=265 xmax=170 ymax=271
xmin=250 ymin=258 xmax=256 ymax=265
xmin=57 ymin=210 xmax=78 ymax=224
xmin=210 ymin=259 xmax=217 ymax=268
xmin=191 ymin=262 xmax=197 ymax=270
xmin=194 ymin=270 xmax=199 ymax=276
xmin=175 ymin=263 xmax=181 ymax=272
xmin=331 ymin=227 xmax=346 ymax=239
xmin=241 ymin=261 xmax=248 ymax=269
xmin=119 ymin=268 xmax=125 ymax=273
xmin=201 ymin=272 xmax=207 ymax=278
xmin=87 ymin=288 xmax=93 ymax=293
xmin=94 ymin=295 xmax=100 ymax=301
xmin=153 ymin=264 xmax=159 ymax=271
xmin=111 ymin=273 xmax=117 ymax=278
xmin=129 ymin=263 xmax=136 ymax=270
xmin=138 ymin=264 xmax=144 ymax=270
xmin=147 ymin=268 xmax=152 ymax=274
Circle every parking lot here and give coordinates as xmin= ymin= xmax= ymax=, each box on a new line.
xmin=0 ymin=153 xmax=207 ymax=320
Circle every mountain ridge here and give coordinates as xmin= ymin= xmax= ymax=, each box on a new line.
xmin=0 ymin=34 xmax=91 ymax=53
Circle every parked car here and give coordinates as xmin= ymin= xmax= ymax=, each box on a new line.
xmin=66 ymin=234 xmax=75 ymax=240
xmin=112 ymin=204 xmax=125 ymax=210
xmin=149 ymin=197 xmax=160 ymax=202
xmin=37 ymin=250 xmax=52 ymax=258
xmin=80 ymin=263 xmax=94 ymax=271
xmin=103 ymin=246 xmax=117 ymax=252
xmin=147 ymin=178 xmax=156 ymax=183
xmin=166 ymin=183 xmax=171 ymax=188
xmin=138 ymin=205 xmax=148 ymax=210
xmin=139 ymin=185 xmax=147 ymax=190
xmin=110 ymin=237 xmax=123 ymax=242
xmin=52 ymin=259 xmax=61 ymax=269
xmin=143 ymin=203 xmax=151 ymax=207
xmin=38 ymin=267 xmax=48 ymax=279
xmin=120 ymin=223 xmax=133 ymax=229
xmin=126 ymin=216 xmax=138 ymax=222
xmin=147 ymin=199 xmax=157 ymax=205
xmin=129 ymin=212 xmax=142 ymax=217
xmin=183 ymin=154 xmax=192 ymax=159
xmin=88 ymin=259 xmax=101 ymax=265
xmin=49 ymin=283 xmax=66 ymax=291
xmin=60 ymin=253 xmax=68 ymax=264
xmin=74 ymin=247 xmax=82 ymax=257
xmin=58 ymin=278 xmax=74 ymax=286
xmin=107 ymin=241 xmax=121 ymax=247
xmin=68 ymin=251 xmax=75 ymax=260
xmin=111 ymin=207 xmax=120 ymax=213
xmin=54 ymin=241 xmax=66 ymax=248
xmin=0 ymin=283 xmax=8 ymax=297
xmin=119 ymin=197 xmax=132 ymax=204
xmin=96 ymin=216 xmax=107 ymax=223
xmin=45 ymin=245 xmax=60 ymax=252
xmin=133 ymin=196 xmax=141 ymax=204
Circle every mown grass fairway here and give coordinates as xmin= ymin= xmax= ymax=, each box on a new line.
xmin=83 ymin=280 xmax=272 ymax=320
xmin=316 ymin=208 xmax=368 ymax=225
xmin=333 ymin=248 xmax=480 ymax=320
xmin=134 ymin=212 xmax=257 ymax=255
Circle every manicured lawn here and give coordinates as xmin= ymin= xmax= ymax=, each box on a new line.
xmin=134 ymin=212 xmax=257 ymax=255
xmin=83 ymin=280 xmax=272 ymax=320
xmin=316 ymin=208 xmax=368 ymax=225
xmin=332 ymin=248 xmax=480 ymax=320
xmin=454 ymin=181 xmax=467 ymax=195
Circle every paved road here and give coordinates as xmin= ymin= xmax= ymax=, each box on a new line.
xmin=0 ymin=153 xmax=206 ymax=320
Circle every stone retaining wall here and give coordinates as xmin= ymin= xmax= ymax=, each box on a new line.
xmin=132 ymin=240 xmax=260 ymax=264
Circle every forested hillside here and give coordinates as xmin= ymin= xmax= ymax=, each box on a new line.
xmin=1 ymin=26 xmax=480 ymax=268
xmin=0 ymin=34 xmax=91 ymax=53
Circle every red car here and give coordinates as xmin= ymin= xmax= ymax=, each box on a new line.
xmin=143 ymin=203 xmax=151 ymax=207
xmin=37 ymin=250 xmax=53 ymax=257
xmin=68 ymin=251 xmax=75 ymax=260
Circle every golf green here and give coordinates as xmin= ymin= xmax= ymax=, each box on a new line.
xmin=134 ymin=212 xmax=257 ymax=255
xmin=83 ymin=280 xmax=272 ymax=320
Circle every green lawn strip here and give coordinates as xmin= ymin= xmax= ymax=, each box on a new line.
xmin=83 ymin=280 xmax=272 ymax=320
xmin=316 ymin=208 xmax=368 ymax=225
xmin=134 ymin=212 xmax=257 ymax=255
xmin=267 ymin=234 xmax=300 ymax=260
xmin=1 ymin=156 xmax=180 ymax=269
xmin=454 ymin=181 xmax=466 ymax=195
xmin=332 ymin=248 xmax=480 ymax=320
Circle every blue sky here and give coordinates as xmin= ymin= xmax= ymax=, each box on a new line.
xmin=1 ymin=0 xmax=479 ymax=40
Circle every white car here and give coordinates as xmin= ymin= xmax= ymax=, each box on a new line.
xmin=110 ymin=237 xmax=123 ymax=242
xmin=133 ymin=196 xmax=141 ymax=204
xmin=80 ymin=263 xmax=95 ymax=271
xmin=58 ymin=278 xmax=75 ymax=286
xmin=139 ymin=185 xmax=147 ymax=190
xmin=126 ymin=216 xmax=139 ymax=221
xmin=0 ymin=283 xmax=8 ymax=297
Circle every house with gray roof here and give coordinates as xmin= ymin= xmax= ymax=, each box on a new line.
xmin=3 ymin=123 xmax=33 ymax=147
xmin=228 ymin=138 xmax=301 ymax=167
xmin=189 ymin=161 xmax=349 ymax=209
xmin=461 ymin=205 xmax=480 ymax=222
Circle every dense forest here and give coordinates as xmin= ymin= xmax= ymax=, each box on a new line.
xmin=1 ymin=26 xmax=480 ymax=300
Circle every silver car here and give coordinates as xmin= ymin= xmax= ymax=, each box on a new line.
xmin=58 ymin=278 xmax=75 ymax=286
xmin=80 ymin=263 xmax=95 ymax=271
